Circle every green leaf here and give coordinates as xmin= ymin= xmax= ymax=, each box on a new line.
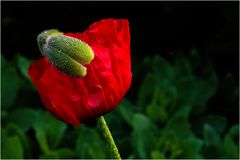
xmin=14 ymin=54 xmax=36 ymax=91
xmin=174 ymin=52 xmax=193 ymax=77
xmin=146 ymin=104 xmax=168 ymax=123
xmin=55 ymin=148 xmax=75 ymax=158
xmin=224 ymin=124 xmax=239 ymax=159
xmin=4 ymin=123 xmax=33 ymax=158
xmin=75 ymin=125 xmax=107 ymax=159
xmin=155 ymin=105 xmax=204 ymax=158
xmin=151 ymin=150 xmax=165 ymax=159
xmin=157 ymin=119 xmax=203 ymax=158
xmin=203 ymin=124 xmax=220 ymax=146
xmin=173 ymin=50 xmax=218 ymax=110
xmin=202 ymin=124 xmax=224 ymax=158
xmin=132 ymin=114 xmax=157 ymax=158
xmin=165 ymin=106 xmax=192 ymax=138
xmin=176 ymin=70 xmax=218 ymax=108
xmin=1 ymin=57 xmax=20 ymax=109
xmin=1 ymin=54 xmax=7 ymax=68
xmin=180 ymin=137 xmax=203 ymax=158
xmin=16 ymin=55 xmax=33 ymax=80
xmin=151 ymin=55 xmax=175 ymax=81
xmin=192 ymin=114 xmax=227 ymax=138
xmin=33 ymin=110 xmax=67 ymax=151
xmin=156 ymin=132 xmax=183 ymax=159
xmin=156 ymin=85 xmax=177 ymax=109
xmin=8 ymin=108 xmax=37 ymax=132
xmin=219 ymin=73 xmax=239 ymax=113
xmin=204 ymin=115 xmax=227 ymax=135
xmin=2 ymin=136 xmax=24 ymax=159
xmin=35 ymin=128 xmax=50 ymax=154
xmin=138 ymin=55 xmax=177 ymax=113
xmin=40 ymin=148 xmax=75 ymax=159
xmin=117 ymin=98 xmax=135 ymax=126
xmin=137 ymin=73 xmax=158 ymax=108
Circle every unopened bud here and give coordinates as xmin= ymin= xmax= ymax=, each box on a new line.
xmin=37 ymin=29 xmax=94 ymax=77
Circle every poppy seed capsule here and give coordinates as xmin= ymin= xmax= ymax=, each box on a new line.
xmin=37 ymin=29 xmax=94 ymax=77
xmin=37 ymin=29 xmax=61 ymax=55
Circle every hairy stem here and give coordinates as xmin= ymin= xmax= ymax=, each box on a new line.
xmin=97 ymin=116 xmax=121 ymax=159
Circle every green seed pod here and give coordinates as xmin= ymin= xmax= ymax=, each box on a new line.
xmin=37 ymin=29 xmax=62 ymax=55
xmin=43 ymin=46 xmax=87 ymax=77
xmin=37 ymin=29 xmax=94 ymax=77
xmin=46 ymin=35 xmax=94 ymax=65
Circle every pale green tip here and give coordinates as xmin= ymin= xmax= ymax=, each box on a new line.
xmin=37 ymin=29 xmax=94 ymax=77
xmin=37 ymin=29 xmax=62 ymax=55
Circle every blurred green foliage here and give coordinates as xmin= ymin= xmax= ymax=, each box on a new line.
xmin=1 ymin=49 xmax=239 ymax=159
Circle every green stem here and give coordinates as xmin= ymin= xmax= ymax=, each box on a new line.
xmin=97 ymin=116 xmax=121 ymax=159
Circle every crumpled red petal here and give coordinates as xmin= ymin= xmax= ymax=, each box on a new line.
xmin=28 ymin=18 xmax=132 ymax=125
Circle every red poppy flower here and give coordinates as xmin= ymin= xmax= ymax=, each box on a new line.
xmin=28 ymin=18 xmax=132 ymax=125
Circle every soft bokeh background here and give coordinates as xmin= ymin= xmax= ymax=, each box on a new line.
xmin=1 ymin=1 xmax=239 ymax=159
